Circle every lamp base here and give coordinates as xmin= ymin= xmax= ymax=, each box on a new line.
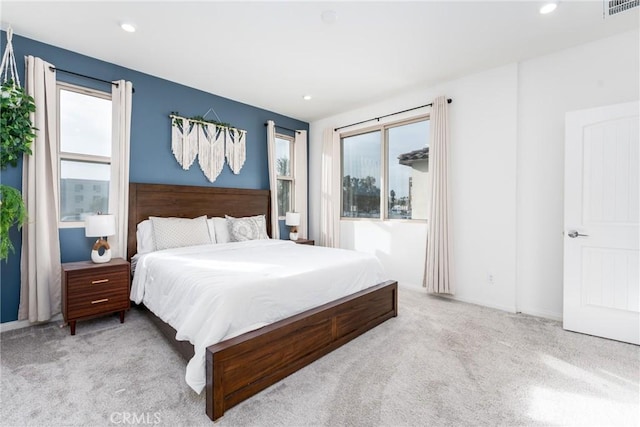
xmin=289 ymin=232 xmax=299 ymax=241
xmin=91 ymin=238 xmax=112 ymax=264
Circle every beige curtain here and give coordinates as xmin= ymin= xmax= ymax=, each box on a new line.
xmin=423 ymin=96 xmax=454 ymax=294
xmin=319 ymin=127 xmax=340 ymax=248
xmin=19 ymin=56 xmax=61 ymax=322
xmin=266 ymin=120 xmax=279 ymax=239
xmin=108 ymin=80 xmax=133 ymax=259
xmin=293 ymin=130 xmax=308 ymax=239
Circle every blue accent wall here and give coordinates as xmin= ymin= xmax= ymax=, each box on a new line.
xmin=0 ymin=32 xmax=308 ymax=323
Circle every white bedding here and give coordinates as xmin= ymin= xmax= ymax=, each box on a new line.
xmin=130 ymin=239 xmax=386 ymax=393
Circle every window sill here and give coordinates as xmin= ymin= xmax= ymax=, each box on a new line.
xmin=340 ymin=217 xmax=428 ymax=223
xmin=58 ymin=222 xmax=85 ymax=229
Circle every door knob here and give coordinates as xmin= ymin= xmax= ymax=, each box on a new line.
xmin=568 ymin=230 xmax=589 ymax=238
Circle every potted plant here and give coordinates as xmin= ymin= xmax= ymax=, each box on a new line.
xmin=1 ymin=80 xmax=35 ymax=167
xmin=0 ymin=184 xmax=28 ymax=259
xmin=0 ymin=79 xmax=36 ymax=260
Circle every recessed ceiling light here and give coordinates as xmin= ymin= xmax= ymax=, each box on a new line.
xmin=539 ymin=2 xmax=558 ymax=14
xmin=303 ymin=95 xmax=312 ymax=101
xmin=120 ymin=22 xmax=136 ymax=33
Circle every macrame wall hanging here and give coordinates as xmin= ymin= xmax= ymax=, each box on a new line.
xmin=226 ymin=128 xmax=246 ymax=174
xmin=170 ymin=112 xmax=247 ymax=182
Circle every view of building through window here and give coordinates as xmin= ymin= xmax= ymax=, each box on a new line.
xmin=341 ymin=119 xmax=429 ymax=220
xmin=58 ymin=85 xmax=112 ymax=223
xmin=387 ymin=120 xmax=430 ymax=219
xmin=275 ymin=135 xmax=293 ymax=218
xmin=59 ymin=161 xmax=110 ymax=222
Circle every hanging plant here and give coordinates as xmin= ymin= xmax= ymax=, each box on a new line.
xmin=1 ymin=79 xmax=36 ymax=169
xmin=0 ymin=184 xmax=27 ymax=259
xmin=0 ymin=27 xmax=33 ymax=260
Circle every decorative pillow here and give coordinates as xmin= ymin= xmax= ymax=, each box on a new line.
xmin=205 ymin=218 xmax=218 ymax=244
xmin=136 ymin=219 xmax=156 ymax=254
xmin=211 ymin=217 xmax=230 ymax=244
xmin=225 ymin=215 xmax=269 ymax=242
xmin=150 ymin=215 xmax=212 ymax=250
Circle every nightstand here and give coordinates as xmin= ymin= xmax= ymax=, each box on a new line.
xmin=293 ymin=239 xmax=315 ymax=245
xmin=61 ymin=258 xmax=130 ymax=335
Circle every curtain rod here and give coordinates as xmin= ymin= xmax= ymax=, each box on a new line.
xmin=264 ymin=123 xmax=301 ymax=134
xmin=48 ymin=66 xmax=135 ymax=93
xmin=334 ymin=98 xmax=452 ymax=132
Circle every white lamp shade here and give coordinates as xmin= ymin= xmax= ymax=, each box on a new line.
xmin=85 ymin=214 xmax=116 ymax=237
xmin=285 ymin=212 xmax=300 ymax=226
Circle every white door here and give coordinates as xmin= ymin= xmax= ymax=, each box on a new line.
xmin=564 ymin=101 xmax=639 ymax=345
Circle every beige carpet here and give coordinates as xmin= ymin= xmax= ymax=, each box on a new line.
xmin=1 ymin=287 xmax=638 ymax=427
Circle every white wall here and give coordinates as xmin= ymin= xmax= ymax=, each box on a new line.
xmin=310 ymin=63 xmax=519 ymax=313
xmin=309 ymin=29 xmax=639 ymax=319
xmin=516 ymin=29 xmax=640 ymax=319
xmin=339 ymin=220 xmax=427 ymax=287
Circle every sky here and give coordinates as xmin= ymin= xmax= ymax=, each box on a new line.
xmin=59 ymin=88 xmax=111 ymax=181
xmin=275 ymin=136 xmax=291 ymax=175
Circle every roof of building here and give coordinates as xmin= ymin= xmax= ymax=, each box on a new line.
xmin=398 ymin=147 xmax=429 ymax=166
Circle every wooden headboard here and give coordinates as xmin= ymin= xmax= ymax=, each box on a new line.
xmin=127 ymin=183 xmax=271 ymax=260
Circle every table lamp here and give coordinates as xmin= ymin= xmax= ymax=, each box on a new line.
xmin=285 ymin=212 xmax=301 ymax=241
xmin=85 ymin=213 xmax=116 ymax=263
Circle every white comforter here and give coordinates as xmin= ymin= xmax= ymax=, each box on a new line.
xmin=130 ymin=239 xmax=386 ymax=393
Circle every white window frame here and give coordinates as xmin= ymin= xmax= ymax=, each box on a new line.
xmin=340 ymin=115 xmax=429 ymax=222
xmin=57 ymin=82 xmax=113 ymax=229
xmin=275 ymin=133 xmax=295 ymax=220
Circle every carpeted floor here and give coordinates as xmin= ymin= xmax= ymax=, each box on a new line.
xmin=1 ymin=287 xmax=638 ymax=427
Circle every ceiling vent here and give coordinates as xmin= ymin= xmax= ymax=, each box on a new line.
xmin=605 ymin=0 xmax=639 ymax=17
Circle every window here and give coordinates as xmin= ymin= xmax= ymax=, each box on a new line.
xmin=387 ymin=120 xmax=430 ymax=220
xmin=341 ymin=117 xmax=430 ymax=220
xmin=58 ymin=83 xmax=112 ymax=225
xmin=275 ymin=134 xmax=294 ymax=218
xmin=342 ymin=131 xmax=381 ymax=218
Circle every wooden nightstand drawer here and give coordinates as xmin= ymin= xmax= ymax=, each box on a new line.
xmin=66 ymin=287 xmax=129 ymax=319
xmin=67 ymin=269 xmax=129 ymax=297
xmin=62 ymin=258 xmax=130 ymax=335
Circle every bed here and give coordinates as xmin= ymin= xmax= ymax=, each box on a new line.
xmin=127 ymin=183 xmax=398 ymax=421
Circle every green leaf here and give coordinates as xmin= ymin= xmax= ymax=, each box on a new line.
xmin=0 ymin=184 xmax=27 ymax=260
xmin=0 ymin=80 xmax=36 ymax=170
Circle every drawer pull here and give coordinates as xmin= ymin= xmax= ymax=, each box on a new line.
xmin=91 ymin=298 xmax=109 ymax=304
xmin=91 ymin=279 xmax=110 ymax=285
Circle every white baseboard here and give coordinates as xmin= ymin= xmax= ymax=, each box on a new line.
xmin=443 ymin=294 xmax=517 ymax=314
xmin=397 ymin=282 xmax=424 ymax=291
xmin=396 ymin=282 xmax=516 ymax=313
xmin=397 ymin=282 xmax=561 ymax=321
xmin=0 ymin=291 xmax=560 ymax=334
xmin=517 ymin=307 xmax=563 ymax=322
xmin=0 ymin=313 xmax=63 ymax=333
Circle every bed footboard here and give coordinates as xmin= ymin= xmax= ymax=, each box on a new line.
xmin=205 ymin=280 xmax=398 ymax=421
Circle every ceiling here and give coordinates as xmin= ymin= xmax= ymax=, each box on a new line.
xmin=1 ymin=1 xmax=638 ymax=122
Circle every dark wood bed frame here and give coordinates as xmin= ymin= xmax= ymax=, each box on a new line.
xmin=128 ymin=183 xmax=398 ymax=421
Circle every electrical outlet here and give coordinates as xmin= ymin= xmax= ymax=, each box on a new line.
xmin=487 ymin=273 xmax=494 ymax=284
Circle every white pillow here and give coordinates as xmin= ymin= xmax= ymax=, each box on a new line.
xmin=225 ymin=215 xmax=269 ymax=242
xmin=136 ymin=220 xmax=156 ymax=254
xmin=209 ymin=217 xmax=230 ymax=244
xmin=206 ymin=218 xmax=218 ymax=244
xmin=150 ymin=215 xmax=212 ymax=250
